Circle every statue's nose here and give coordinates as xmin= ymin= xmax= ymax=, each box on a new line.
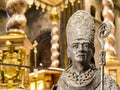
xmin=77 ymin=44 xmax=83 ymax=51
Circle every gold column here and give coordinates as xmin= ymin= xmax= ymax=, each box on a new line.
xmin=102 ymin=0 xmax=120 ymax=86
xmin=50 ymin=7 xmax=60 ymax=68
xmin=102 ymin=0 xmax=116 ymax=60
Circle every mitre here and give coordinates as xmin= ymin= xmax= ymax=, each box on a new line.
xmin=66 ymin=10 xmax=95 ymax=45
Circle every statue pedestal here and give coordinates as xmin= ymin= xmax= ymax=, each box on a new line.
xmin=105 ymin=59 xmax=120 ymax=86
xmin=0 ymin=34 xmax=33 ymax=89
xmin=29 ymin=68 xmax=63 ymax=90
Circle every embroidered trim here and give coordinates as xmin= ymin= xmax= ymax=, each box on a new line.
xmin=64 ymin=64 xmax=97 ymax=87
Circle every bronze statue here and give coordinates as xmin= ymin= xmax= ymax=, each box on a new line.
xmin=52 ymin=10 xmax=120 ymax=90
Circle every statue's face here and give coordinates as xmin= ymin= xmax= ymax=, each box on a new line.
xmin=67 ymin=39 xmax=93 ymax=64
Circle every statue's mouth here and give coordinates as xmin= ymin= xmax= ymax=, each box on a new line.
xmin=77 ymin=54 xmax=85 ymax=57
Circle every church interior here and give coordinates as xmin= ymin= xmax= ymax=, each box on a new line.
xmin=0 ymin=0 xmax=120 ymax=90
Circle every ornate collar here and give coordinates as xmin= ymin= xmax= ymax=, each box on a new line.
xmin=64 ymin=64 xmax=97 ymax=87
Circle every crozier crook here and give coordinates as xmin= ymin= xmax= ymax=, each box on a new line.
xmin=98 ymin=21 xmax=111 ymax=90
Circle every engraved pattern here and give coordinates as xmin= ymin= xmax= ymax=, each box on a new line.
xmin=65 ymin=64 xmax=97 ymax=87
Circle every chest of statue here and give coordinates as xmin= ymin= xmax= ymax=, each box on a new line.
xmin=57 ymin=65 xmax=101 ymax=90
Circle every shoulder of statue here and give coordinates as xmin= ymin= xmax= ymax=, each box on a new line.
xmin=104 ymin=74 xmax=120 ymax=90
xmin=94 ymin=69 xmax=120 ymax=90
xmin=91 ymin=69 xmax=101 ymax=89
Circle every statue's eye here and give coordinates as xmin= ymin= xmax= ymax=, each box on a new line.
xmin=83 ymin=43 xmax=89 ymax=49
xmin=72 ymin=44 xmax=78 ymax=49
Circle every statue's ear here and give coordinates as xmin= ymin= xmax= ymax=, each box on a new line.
xmin=67 ymin=47 xmax=73 ymax=64
xmin=67 ymin=47 xmax=71 ymax=58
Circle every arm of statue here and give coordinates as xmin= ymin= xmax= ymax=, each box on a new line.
xmin=109 ymin=77 xmax=120 ymax=90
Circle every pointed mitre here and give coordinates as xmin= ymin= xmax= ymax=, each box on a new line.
xmin=66 ymin=10 xmax=95 ymax=45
